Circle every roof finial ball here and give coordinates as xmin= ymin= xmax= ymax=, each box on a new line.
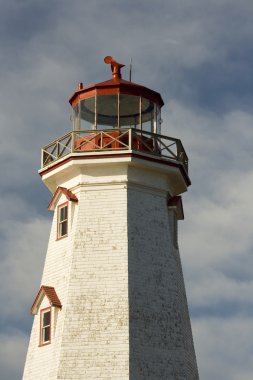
xmin=104 ymin=55 xmax=125 ymax=80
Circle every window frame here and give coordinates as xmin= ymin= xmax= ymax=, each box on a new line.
xmin=39 ymin=306 xmax=52 ymax=346
xmin=57 ymin=201 xmax=68 ymax=240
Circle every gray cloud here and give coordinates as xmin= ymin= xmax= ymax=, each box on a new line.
xmin=193 ymin=316 xmax=253 ymax=380
xmin=0 ymin=330 xmax=29 ymax=380
xmin=1 ymin=0 xmax=253 ymax=378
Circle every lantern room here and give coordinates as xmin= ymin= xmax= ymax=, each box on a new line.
xmin=69 ymin=56 xmax=164 ymax=134
xmin=41 ymin=56 xmax=188 ymax=178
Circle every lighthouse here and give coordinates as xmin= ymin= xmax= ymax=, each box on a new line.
xmin=23 ymin=57 xmax=199 ymax=379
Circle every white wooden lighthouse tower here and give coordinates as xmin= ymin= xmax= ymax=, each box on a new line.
xmin=23 ymin=57 xmax=199 ymax=380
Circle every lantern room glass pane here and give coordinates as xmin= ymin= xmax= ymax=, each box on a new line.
xmin=97 ymin=95 xmax=118 ymax=129
xmin=79 ymin=97 xmax=95 ymax=130
xmin=141 ymin=98 xmax=155 ymax=133
xmin=119 ymin=94 xmax=140 ymax=128
xmin=73 ymin=94 xmax=161 ymax=133
xmin=156 ymin=106 xmax=161 ymax=134
xmin=73 ymin=104 xmax=80 ymax=130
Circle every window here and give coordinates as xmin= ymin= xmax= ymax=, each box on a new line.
xmin=57 ymin=203 xmax=68 ymax=239
xmin=40 ymin=307 xmax=51 ymax=346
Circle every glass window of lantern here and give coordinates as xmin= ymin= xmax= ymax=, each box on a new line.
xmin=73 ymin=103 xmax=80 ymax=130
xmin=156 ymin=106 xmax=161 ymax=135
xmin=96 ymin=94 xmax=118 ymax=130
xmin=79 ymin=97 xmax=95 ymax=130
xmin=119 ymin=94 xmax=140 ymax=129
xmin=141 ymin=98 xmax=155 ymax=133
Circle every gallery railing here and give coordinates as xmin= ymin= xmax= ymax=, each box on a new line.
xmin=41 ymin=128 xmax=188 ymax=173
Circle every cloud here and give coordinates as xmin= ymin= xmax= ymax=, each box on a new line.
xmin=0 ymin=330 xmax=29 ymax=380
xmin=0 ymin=196 xmax=50 ymax=329
xmin=1 ymin=1 xmax=253 ymax=379
xmin=162 ymin=100 xmax=253 ymax=324
xmin=192 ymin=316 xmax=253 ymax=380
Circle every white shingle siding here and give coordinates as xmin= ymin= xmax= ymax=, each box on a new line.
xmin=23 ymin=157 xmax=198 ymax=380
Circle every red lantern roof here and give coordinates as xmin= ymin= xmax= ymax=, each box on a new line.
xmin=69 ymin=56 xmax=164 ymax=108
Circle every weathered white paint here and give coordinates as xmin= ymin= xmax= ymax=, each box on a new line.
xmin=23 ymin=155 xmax=198 ymax=380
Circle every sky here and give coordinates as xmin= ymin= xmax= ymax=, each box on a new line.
xmin=0 ymin=0 xmax=253 ymax=378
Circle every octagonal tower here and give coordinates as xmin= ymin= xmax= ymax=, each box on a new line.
xmin=23 ymin=57 xmax=198 ymax=380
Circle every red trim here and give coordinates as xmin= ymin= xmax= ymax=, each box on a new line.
xmin=57 ymin=201 xmax=68 ymax=240
xmin=167 ymin=196 xmax=184 ymax=220
xmin=31 ymin=286 xmax=62 ymax=314
xmin=69 ymin=77 xmax=164 ymax=108
xmin=48 ymin=186 xmax=78 ymax=211
xmin=168 ymin=195 xmax=181 ymax=207
xmin=39 ymin=306 xmax=52 ymax=347
xmin=40 ymin=152 xmax=191 ymax=187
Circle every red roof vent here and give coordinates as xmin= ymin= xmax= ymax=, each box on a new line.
xmin=104 ymin=55 xmax=125 ymax=80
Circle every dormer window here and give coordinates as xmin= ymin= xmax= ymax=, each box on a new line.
xmin=40 ymin=307 xmax=51 ymax=346
xmin=30 ymin=285 xmax=62 ymax=348
xmin=47 ymin=187 xmax=77 ymax=240
xmin=167 ymin=196 xmax=184 ymax=250
xmin=57 ymin=202 xmax=68 ymax=239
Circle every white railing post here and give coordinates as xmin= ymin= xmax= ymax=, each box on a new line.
xmin=41 ymin=149 xmax=44 ymax=168
xmin=71 ymin=131 xmax=75 ymax=153
xmin=129 ymin=128 xmax=132 ymax=150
